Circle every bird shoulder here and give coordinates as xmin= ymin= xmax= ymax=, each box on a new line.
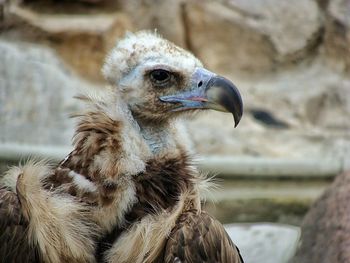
xmin=164 ymin=211 xmax=244 ymax=263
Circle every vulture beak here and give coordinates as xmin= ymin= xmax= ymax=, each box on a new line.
xmin=159 ymin=67 xmax=243 ymax=127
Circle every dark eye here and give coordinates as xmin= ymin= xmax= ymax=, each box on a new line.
xmin=150 ymin=69 xmax=171 ymax=85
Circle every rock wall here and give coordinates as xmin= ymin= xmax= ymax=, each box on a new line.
xmin=1 ymin=0 xmax=350 ymax=160
xmin=0 ymin=40 xmax=79 ymax=145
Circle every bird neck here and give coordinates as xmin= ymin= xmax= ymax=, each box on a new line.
xmin=64 ymin=96 xmax=192 ymax=183
xmin=136 ymin=118 xmax=182 ymax=155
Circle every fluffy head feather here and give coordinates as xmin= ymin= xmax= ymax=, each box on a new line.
xmin=101 ymin=30 xmax=243 ymax=126
xmin=102 ymin=31 xmax=202 ymax=85
xmin=101 ymin=31 xmax=203 ymax=123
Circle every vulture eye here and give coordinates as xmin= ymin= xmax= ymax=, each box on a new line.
xmin=150 ymin=69 xmax=171 ymax=85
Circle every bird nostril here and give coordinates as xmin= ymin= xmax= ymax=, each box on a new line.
xmin=198 ymin=81 xmax=203 ymax=88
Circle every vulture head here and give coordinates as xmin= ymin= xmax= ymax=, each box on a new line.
xmin=102 ymin=31 xmax=243 ymax=127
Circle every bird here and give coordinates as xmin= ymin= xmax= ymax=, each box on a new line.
xmin=0 ymin=31 xmax=244 ymax=263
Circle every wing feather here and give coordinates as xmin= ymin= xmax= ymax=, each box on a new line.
xmin=164 ymin=210 xmax=244 ymax=263
xmin=0 ymin=187 xmax=40 ymax=263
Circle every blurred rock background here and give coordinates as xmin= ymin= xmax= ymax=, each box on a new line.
xmin=1 ymin=0 xmax=349 ymax=157
xmin=1 ymin=0 xmax=350 ymax=261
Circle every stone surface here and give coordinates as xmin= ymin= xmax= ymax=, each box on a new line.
xmin=225 ymin=223 xmax=300 ymax=263
xmin=0 ymin=39 xmax=95 ymax=145
xmin=1 ymin=0 xmax=186 ymax=82
xmin=118 ymin=0 xmax=186 ymax=47
xmin=2 ymin=4 xmax=132 ymax=82
xmin=324 ymin=0 xmax=350 ymax=72
xmin=184 ymin=0 xmax=322 ymax=75
xmin=291 ymin=171 xmax=350 ymax=263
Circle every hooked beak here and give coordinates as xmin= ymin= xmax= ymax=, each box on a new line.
xmin=159 ymin=68 xmax=243 ymax=127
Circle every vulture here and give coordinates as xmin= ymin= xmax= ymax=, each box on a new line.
xmin=0 ymin=31 xmax=244 ymax=263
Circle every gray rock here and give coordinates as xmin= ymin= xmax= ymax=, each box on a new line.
xmin=0 ymin=40 xmax=97 ymax=146
xmin=291 ymin=171 xmax=350 ymax=263
xmin=225 ymin=223 xmax=300 ymax=263
xmin=118 ymin=0 xmax=186 ymax=47
xmin=184 ymin=0 xmax=322 ymax=74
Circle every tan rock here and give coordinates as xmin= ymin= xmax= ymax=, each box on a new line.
xmin=184 ymin=0 xmax=322 ymax=75
xmin=118 ymin=0 xmax=186 ymax=47
xmin=324 ymin=0 xmax=350 ymax=72
xmin=4 ymin=4 xmax=133 ymax=83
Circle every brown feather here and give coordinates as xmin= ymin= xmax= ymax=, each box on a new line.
xmin=44 ymin=109 xmax=124 ymax=207
xmin=95 ymin=152 xmax=195 ymax=260
xmin=97 ymin=151 xmax=243 ymax=263
xmin=164 ymin=211 xmax=243 ymax=263
xmin=0 ymin=186 xmax=41 ymax=263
